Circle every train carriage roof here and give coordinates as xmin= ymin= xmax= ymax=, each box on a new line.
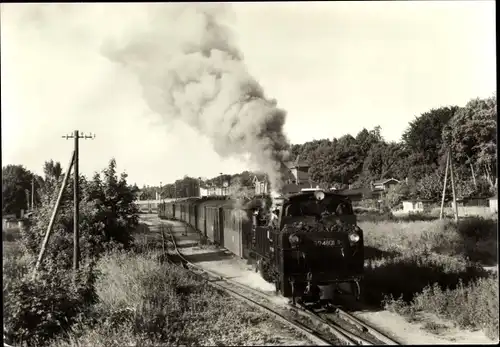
xmin=200 ymin=197 xmax=235 ymax=208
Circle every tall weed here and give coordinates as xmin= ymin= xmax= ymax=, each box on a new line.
xmin=54 ymin=251 xmax=299 ymax=346
xmin=384 ymin=275 xmax=499 ymax=340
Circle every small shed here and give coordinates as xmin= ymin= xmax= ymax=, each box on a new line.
xmin=489 ymin=196 xmax=498 ymax=214
xmin=402 ymin=199 xmax=434 ymax=213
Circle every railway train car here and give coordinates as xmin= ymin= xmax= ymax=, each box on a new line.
xmin=158 ymin=190 xmax=364 ymax=306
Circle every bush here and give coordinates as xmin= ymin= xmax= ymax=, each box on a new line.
xmin=53 ymin=251 xmax=302 ymax=346
xmin=384 ymin=275 xmax=499 ymax=340
xmin=3 ymin=260 xmax=98 ymax=346
xmin=4 ymin=158 xmax=139 ymax=346
xmin=382 ymin=183 xmax=409 ymax=209
xmin=20 ymin=158 xmax=139 ymax=269
xmin=364 ymin=249 xmax=490 ymax=305
xmin=361 ymin=215 xmax=498 ymax=339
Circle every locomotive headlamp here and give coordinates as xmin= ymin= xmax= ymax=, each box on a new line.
xmin=289 ymin=234 xmax=300 ymax=245
xmin=314 ymin=190 xmax=325 ymax=201
xmin=348 ymin=232 xmax=360 ymax=243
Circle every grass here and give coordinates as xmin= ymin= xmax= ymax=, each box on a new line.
xmin=359 ymin=215 xmax=498 ymax=340
xmin=384 ymin=276 xmax=499 ymax=340
xmin=430 ymin=206 xmax=497 ymax=219
xmin=360 ymin=217 xmax=498 ymax=265
xmin=2 ymin=223 xmax=308 ymax=346
xmin=355 ymin=205 xmax=497 ymax=223
xmin=51 ymin=250 xmax=306 ymax=346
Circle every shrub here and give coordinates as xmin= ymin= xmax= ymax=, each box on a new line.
xmin=364 ymin=249 xmax=490 ymax=305
xmin=20 ymin=158 xmax=139 ymax=270
xmin=382 ymin=183 xmax=409 ymax=209
xmin=384 ymin=275 xmax=499 ymax=340
xmin=4 ymin=158 xmax=139 ymax=346
xmin=3 ymin=260 xmax=98 ymax=347
xmin=53 ymin=251 xmax=303 ymax=346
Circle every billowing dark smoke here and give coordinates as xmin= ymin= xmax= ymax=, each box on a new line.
xmin=101 ymin=3 xmax=290 ymax=192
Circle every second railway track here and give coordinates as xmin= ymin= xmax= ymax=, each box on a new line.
xmin=157 ymin=221 xmax=401 ymax=346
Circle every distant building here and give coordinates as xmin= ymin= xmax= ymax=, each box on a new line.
xmin=252 ymin=155 xmax=318 ymax=195
xmin=489 ymin=196 xmax=498 ymax=214
xmin=371 ymin=178 xmax=401 ymax=192
xmin=402 ymin=199 xmax=434 ymax=213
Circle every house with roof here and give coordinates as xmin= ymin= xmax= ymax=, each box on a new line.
xmin=252 ymin=155 xmax=318 ymax=195
xmin=370 ymin=178 xmax=401 ymax=192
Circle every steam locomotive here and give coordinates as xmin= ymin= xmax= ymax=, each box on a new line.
xmin=158 ymin=189 xmax=364 ymax=305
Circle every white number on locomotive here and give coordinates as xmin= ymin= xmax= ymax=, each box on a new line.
xmin=314 ymin=239 xmax=341 ymax=247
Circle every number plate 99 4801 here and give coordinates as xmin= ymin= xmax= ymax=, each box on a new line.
xmin=314 ymin=239 xmax=342 ymax=247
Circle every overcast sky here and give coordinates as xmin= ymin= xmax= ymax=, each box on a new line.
xmin=1 ymin=2 xmax=496 ymax=187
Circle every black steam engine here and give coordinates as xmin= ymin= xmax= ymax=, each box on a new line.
xmin=158 ymin=190 xmax=364 ymax=305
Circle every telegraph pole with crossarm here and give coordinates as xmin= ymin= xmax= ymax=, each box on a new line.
xmin=62 ymin=130 xmax=96 ymax=271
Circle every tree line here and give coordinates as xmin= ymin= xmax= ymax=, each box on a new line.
xmin=3 ymin=94 xmax=496 ymax=214
xmin=292 ymin=94 xmax=496 ymax=202
xmin=150 ymin=94 xmax=496 ymax=203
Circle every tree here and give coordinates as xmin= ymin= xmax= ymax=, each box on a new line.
xmin=21 ymin=158 xmax=139 ymax=269
xmin=355 ymin=126 xmax=383 ymax=157
xmin=2 ymin=165 xmax=35 ymax=217
xmin=402 ymin=106 xmax=458 ymax=166
xmin=443 ymin=95 xmax=497 ymax=189
xmin=309 ymin=135 xmax=363 ymax=185
xmin=358 ymin=141 xmax=409 ymax=185
xmin=415 ymin=173 xmax=444 ymax=200
xmin=383 ymin=183 xmax=410 ymax=209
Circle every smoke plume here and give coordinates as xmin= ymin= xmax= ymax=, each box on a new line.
xmin=100 ymin=3 xmax=290 ymax=192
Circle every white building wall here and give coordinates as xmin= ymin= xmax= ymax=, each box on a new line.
xmin=489 ymin=198 xmax=498 ymax=213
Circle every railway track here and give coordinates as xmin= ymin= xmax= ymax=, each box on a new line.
xmin=159 ymin=221 xmax=401 ymax=346
xmin=159 ymin=224 xmax=336 ymax=346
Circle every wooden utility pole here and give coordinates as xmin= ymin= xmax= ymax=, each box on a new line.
xmin=62 ymin=130 xmax=95 ymax=271
xmin=25 ymin=189 xmax=30 ymax=212
xmin=31 ymin=178 xmax=35 ymax=211
xmin=439 ymin=150 xmax=459 ymax=222
xmin=449 ymin=150 xmax=459 ymax=223
xmin=33 ymin=151 xmax=75 ymax=278
xmin=439 ymin=152 xmax=450 ymax=219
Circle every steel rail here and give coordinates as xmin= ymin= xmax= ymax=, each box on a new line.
xmin=158 ymin=219 xmax=400 ymax=346
xmin=160 ymin=224 xmax=335 ymax=346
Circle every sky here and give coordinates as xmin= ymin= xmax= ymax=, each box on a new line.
xmin=1 ymin=2 xmax=496 ymax=187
